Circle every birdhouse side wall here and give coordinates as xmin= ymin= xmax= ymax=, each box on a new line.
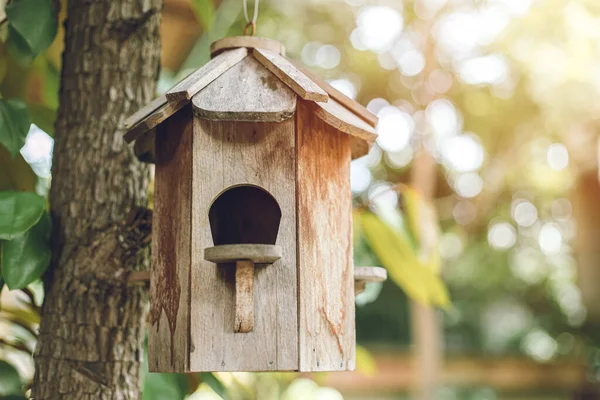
xmin=296 ymin=100 xmax=356 ymax=371
xmin=189 ymin=116 xmax=299 ymax=372
xmin=148 ymin=106 xmax=194 ymax=372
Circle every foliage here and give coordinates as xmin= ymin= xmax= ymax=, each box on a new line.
xmin=0 ymin=99 xmax=30 ymax=156
xmin=0 ymin=360 xmax=22 ymax=397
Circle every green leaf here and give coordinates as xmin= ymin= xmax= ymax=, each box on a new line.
xmin=0 ymin=144 xmax=37 ymax=192
xmin=0 ymin=191 xmax=45 ymax=240
xmin=0 ymin=360 xmax=22 ymax=396
xmin=5 ymin=0 xmax=58 ymax=60
xmin=0 ymin=99 xmax=31 ymax=157
xmin=191 ymin=0 xmax=215 ymax=30
xmin=2 ymin=212 xmax=51 ymax=289
xmin=360 ymin=211 xmax=450 ymax=308
xmin=141 ymin=344 xmax=188 ymax=400
xmin=199 ymin=372 xmax=226 ymax=398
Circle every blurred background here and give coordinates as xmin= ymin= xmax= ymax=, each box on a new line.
xmin=1 ymin=0 xmax=600 ymax=399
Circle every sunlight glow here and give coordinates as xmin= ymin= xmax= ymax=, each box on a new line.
xmin=455 ymin=172 xmax=483 ymax=198
xmin=539 ymin=223 xmax=562 ymax=255
xmin=353 ymin=6 xmax=404 ymax=53
xmin=546 ymin=143 xmax=569 ymax=171
xmin=488 ymin=221 xmax=517 ymax=250
xmin=459 ymin=54 xmax=509 ymax=85
xmin=512 ymin=200 xmax=538 ymax=227
xmin=376 ymin=106 xmax=414 ymax=152
xmin=440 ymin=134 xmax=484 ymax=172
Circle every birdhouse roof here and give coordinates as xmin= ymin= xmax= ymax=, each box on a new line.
xmin=123 ymin=37 xmax=378 ymax=161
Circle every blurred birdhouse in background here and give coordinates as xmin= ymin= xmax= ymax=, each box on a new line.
xmin=123 ymin=36 xmax=386 ymax=373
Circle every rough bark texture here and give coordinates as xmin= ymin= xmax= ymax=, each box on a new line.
xmin=32 ymin=1 xmax=161 ymax=398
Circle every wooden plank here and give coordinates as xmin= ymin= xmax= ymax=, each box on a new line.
xmin=124 ymin=98 xmax=187 ymax=144
xmin=234 ymin=260 xmax=255 ymax=333
xmin=204 ymin=244 xmax=282 ymax=264
xmin=296 ymin=99 xmax=355 ymax=372
xmin=211 ymin=36 xmax=285 ymax=57
xmin=166 ymin=48 xmax=248 ymax=102
xmin=354 ymin=266 xmax=387 ymax=283
xmin=291 ymin=61 xmax=378 ymax=127
xmin=253 ymin=49 xmax=329 ymax=102
xmin=192 ymin=56 xmax=296 ymax=122
xmin=322 ymin=354 xmax=592 ymax=393
xmin=312 ymin=99 xmax=377 ymax=160
xmin=313 ymin=99 xmax=377 ymax=142
xmin=123 ymin=94 xmax=168 ymax=130
xmin=190 ymin=117 xmax=298 ymax=372
xmin=148 ymin=105 xmax=193 ymax=372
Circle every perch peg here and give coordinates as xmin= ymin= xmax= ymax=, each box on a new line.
xmin=354 ymin=266 xmax=387 ymax=295
xmin=204 ymin=244 xmax=282 ymax=333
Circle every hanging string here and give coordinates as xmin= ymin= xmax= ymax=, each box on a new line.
xmin=243 ymin=0 xmax=259 ymax=36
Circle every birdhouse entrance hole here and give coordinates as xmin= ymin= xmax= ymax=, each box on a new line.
xmin=208 ymin=185 xmax=281 ymax=245
xmin=206 ymin=185 xmax=282 ymax=333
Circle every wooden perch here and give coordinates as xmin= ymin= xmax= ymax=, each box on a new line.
xmin=204 ymin=244 xmax=282 ymax=333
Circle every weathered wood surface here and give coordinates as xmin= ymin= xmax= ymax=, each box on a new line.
xmin=312 ymin=99 xmax=377 ymax=160
xmin=211 ymin=36 xmax=285 ymax=57
xmin=296 ymin=100 xmax=355 ymax=371
xmin=235 ymin=260 xmax=255 ymax=333
xmin=166 ymin=48 xmax=248 ymax=102
xmin=354 ymin=266 xmax=387 ymax=283
xmin=253 ymin=49 xmax=329 ymax=102
xmin=124 ymin=98 xmax=187 ymax=143
xmin=291 ymin=61 xmax=378 ymax=127
xmin=190 ymin=117 xmax=298 ymax=371
xmin=192 ymin=56 xmax=296 ymax=122
xmin=123 ymin=94 xmax=168 ymax=130
xmin=148 ymin=106 xmax=193 ymax=372
xmin=204 ymin=244 xmax=282 ymax=264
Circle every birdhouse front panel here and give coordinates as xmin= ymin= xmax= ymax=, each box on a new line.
xmin=190 ymin=117 xmax=298 ymax=372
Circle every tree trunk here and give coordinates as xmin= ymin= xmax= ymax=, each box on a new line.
xmin=32 ymin=1 xmax=161 ymax=398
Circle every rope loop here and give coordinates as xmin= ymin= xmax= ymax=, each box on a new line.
xmin=243 ymin=21 xmax=256 ymax=36
xmin=242 ymin=0 xmax=259 ymax=35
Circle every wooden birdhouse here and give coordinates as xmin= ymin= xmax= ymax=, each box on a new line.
xmin=123 ymin=37 xmax=386 ymax=373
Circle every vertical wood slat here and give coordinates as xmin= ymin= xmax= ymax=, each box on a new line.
xmin=148 ymin=106 xmax=193 ymax=372
xmin=190 ymin=117 xmax=298 ymax=372
xmin=296 ymin=100 xmax=356 ymax=371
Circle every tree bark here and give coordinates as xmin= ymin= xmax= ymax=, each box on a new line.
xmin=32 ymin=1 xmax=161 ymax=398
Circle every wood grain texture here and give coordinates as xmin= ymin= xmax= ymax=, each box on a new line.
xmin=211 ymin=36 xmax=285 ymax=57
xmin=290 ymin=61 xmax=378 ymax=127
xmin=166 ymin=48 xmax=248 ymax=102
xmin=204 ymin=244 xmax=282 ymax=264
xmin=253 ymin=49 xmax=329 ymax=102
xmin=192 ymin=56 xmax=296 ymax=122
xmin=190 ymin=117 xmax=298 ymax=372
xmin=235 ymin=260 xmax=255 ymax=333
xmin=312 ymin=99 xmax=377 ymax=160
xmin=124 ymin=98 xmax=187 ymax=144
xmin=148 ymin=106 xmax=193 ymax=372
xmin=296 ymin=99 xmax=355 ymax=372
